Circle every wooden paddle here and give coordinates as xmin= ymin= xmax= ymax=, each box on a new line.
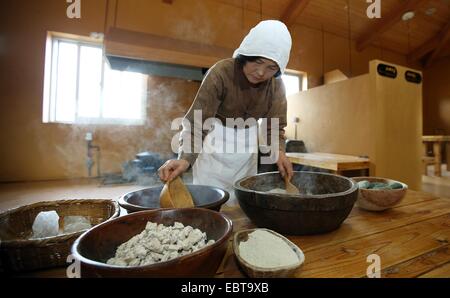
xmin=160 ymin=176 xmax=195 ymax=208
xmin=285 ymin=175 xmax=301 ymax=195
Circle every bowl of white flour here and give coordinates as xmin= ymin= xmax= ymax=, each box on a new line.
xmin=233 ymin=228 xmax=305 ymax=277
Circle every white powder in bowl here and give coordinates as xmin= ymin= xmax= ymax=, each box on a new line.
xmin=238 ymin=230 xmax=299 ymax=268
xmin=266 ymin=188 xmax=288 ymax=194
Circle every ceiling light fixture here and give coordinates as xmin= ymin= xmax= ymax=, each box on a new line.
xmin=402 ymin=11 xmax=415 ymax=21
xmin=425 ymin=7 xmax=437 ymax=16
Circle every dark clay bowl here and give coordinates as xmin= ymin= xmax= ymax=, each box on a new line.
xmin=71 ymin=208 xmax=233 ymax=277
xmin=118 ymin=184 xmax=229 ymax=213
xmin=234 ymin=171 xmax=358 ymax=235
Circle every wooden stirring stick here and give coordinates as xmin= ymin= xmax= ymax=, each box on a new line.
xmin=160 ymin=176 xmax=194 ymax=208
xmin=285 ymin=175 xmax=301 ymax=195
xmin=159 ymin=182 xmax=174 ymax=208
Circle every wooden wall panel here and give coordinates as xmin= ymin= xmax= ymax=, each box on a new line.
xmin=423 ymin=56 xmax=450 ymax=135
xmin=0 ymin=0 xmax=428 ymax=182
xmin=286 ymin=60 xmax=422 ymax=190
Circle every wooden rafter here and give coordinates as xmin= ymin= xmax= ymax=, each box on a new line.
xmin=162 ymin=0 xmax=173 ymax=4
xmin=356 ymin=0 xmax=427 ymax=52
xmin=280 ymin=0 xmax=310 ymax=27
xmin=408 ymin=19 xmax=450 ymax=63
xmin=424 ymin=20 xmax=450 ymax=67
xmin=407 ymin=35 xmax=441 ymax=62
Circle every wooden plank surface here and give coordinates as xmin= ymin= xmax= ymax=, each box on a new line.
xmin=382 ymin=245 xmax=450 ymax=278
xmin=422 ymin=135 xmax=450 ymax=142
xmin=286 ymin=152 xmax=370 ymax=172
xmin=419 ymin=261 xmax=450 ymax=277
xmin=219 ymin=191 xmax=450 ymax=278
xmin=296 ymin=214 xmax=450 ymax=277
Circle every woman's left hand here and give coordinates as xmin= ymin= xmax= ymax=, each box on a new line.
xmin=277 ymin=150 xmax=294 ymax=180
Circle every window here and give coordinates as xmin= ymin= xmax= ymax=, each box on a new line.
xmin=43 ymin=32 xmax=148 ymax=125
xmin=281 ymin=72 xmax=303 ymax=96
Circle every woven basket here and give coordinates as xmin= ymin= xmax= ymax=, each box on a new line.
xmin=0 ymin=199 xmax=119 ymax=273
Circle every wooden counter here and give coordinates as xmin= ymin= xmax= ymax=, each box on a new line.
xmin=2 ymin=180 xmax=450 ymax=278
xmin=286 ymin=152 xmax=370 ymax=175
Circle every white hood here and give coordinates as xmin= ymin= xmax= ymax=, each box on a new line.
xmin=233 ymin=20 xmax=292 ymax=74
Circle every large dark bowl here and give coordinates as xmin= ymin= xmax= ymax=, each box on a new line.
xmin=234 ymin=171 xmax=358 ymax=235
xmin=118 ymin=184 xmax=229 ymax=213
xmin=71 ymin=208 xmax=233 ymax=278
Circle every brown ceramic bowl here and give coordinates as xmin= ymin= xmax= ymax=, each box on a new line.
xmin=118 ymin=184 xmax=229 ymax=213
xmin=233 ymin=228 xmax=305 ymax=278
xmin=234 ymin=171 xmax=358 ymax=235
xmin=352 ymin=177 xmax=408 ymax=211
xmin=71 ymin=208 xmax=233 ymax=277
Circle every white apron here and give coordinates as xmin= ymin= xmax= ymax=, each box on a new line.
xmin=192 ymin=120 xmax=258 ymax=206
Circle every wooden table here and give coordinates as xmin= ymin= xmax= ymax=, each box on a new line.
xmin=217 ymin=190 xmax=450 ymax=278
xmin=286 ymin=152 xmax=370 ymax=175
xmin=6 ymin=186 xmax=450 ymax=278
xmin=423 ymin=135 xmax=450 ymax=177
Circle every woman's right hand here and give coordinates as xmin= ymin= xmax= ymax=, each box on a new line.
xmin=158 ymin=159 xmax=190 ymax=183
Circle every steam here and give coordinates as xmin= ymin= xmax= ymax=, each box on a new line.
xmin=33 ymin=75 xmax=199 ymax=181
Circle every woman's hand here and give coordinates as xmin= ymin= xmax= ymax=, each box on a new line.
xmin=158 ymin=159 xmax=190 ymax=183
xmin=277 ymin=151 xmax=294 ymax=181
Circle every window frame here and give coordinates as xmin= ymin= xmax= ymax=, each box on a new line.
xmin=282 ymin=69 xmax=308 ymax=95
xmin=42 ymin=31 xmax=147 ymax=126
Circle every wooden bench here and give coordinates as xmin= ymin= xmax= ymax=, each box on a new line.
xmin=423 ymin=136 xmax=450 ymax=177
xmin=422 ymin=156 xmax=436 ymax=175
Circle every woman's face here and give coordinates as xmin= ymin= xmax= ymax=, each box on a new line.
xmin=243 ymin=57 xmax=280 ymax=84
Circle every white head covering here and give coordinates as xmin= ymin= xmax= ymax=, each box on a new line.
xmin=233 ymin=20 xmax=292 ymax=74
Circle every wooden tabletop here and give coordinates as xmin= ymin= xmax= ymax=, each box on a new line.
xmin=7 ymin=188 xmax=450 ymax=278
xmin=422 ymin=135 xmax=450 ymax=142
xmin=286 ymin=152 xmax=370 ymax=173
xmin=217 ymin=190 xmax=450 ymax=278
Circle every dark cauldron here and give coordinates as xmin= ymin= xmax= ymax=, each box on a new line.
xmin=234 ymin=171 xmax=358 ymax=235
xmin=119 ymin=184 xmax=229 ymax=213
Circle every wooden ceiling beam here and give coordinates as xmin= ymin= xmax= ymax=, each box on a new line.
xmin=356 ymin=0 xmax=427 ymax=52
xmin=424 ymin=20 xmax=450 ymax=67
xmin=280 ymin=0 xmax=310 ymax=27
xmin=162 ymin=0 xmax=173 ymax=4
xmin=407 ymin=35 xmax=440 ymax=62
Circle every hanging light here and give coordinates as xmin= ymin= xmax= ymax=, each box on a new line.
xmin=402 ymin=11 xmax=415 ymax=21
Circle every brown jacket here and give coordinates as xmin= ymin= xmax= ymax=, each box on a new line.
xmin=178 ymin=58 xmax=287 ymax=166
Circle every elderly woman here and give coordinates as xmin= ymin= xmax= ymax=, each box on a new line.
xmin=158 ymin=20 xmax=294 ymax=203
